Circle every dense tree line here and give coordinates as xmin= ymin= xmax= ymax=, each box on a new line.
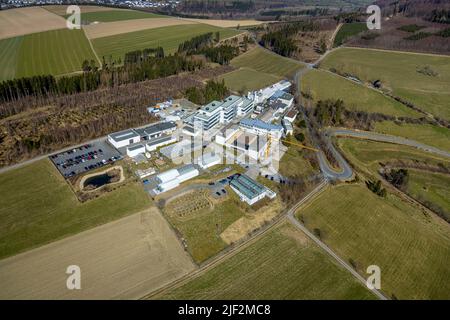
xmin=260 ymin=21 xmax=317 ymax=57
xmin=0 ymin=50 xmax=203 ymax=103
xmin=313 ymin=99 xmax=345 ymax=126
xmin=124 ymin=47 xmax=165 ymax=65
xmin=178 ymin=32 xmax=215 ymax=54
xmin=185 ymin=79 xmax=228 ymax=105
xmin=199 ymin=45 xmax=240 ymax=65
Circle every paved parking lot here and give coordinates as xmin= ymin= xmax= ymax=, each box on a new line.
xmin=49 ymin=140 xmax=122 ymax=178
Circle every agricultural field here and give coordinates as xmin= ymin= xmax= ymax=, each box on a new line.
xmin=218 ymin=67 xmax=281 ymax=92
xmin=0 ymin=208 xmax=195 ymax=299
xmin=0 ymin=6 xmax=66 ymax=40
xmin=154 ymin=222 xmax=375 ymax=300
xmin=333 ymin=22 xmax=368 ymax=47
xmin=92 ymin=24 xmax=241 ymax=63
xmin=83 ymin=18 xmax=196 ymax=39
xmin=406 ymin=170 xmax=450 ymax=222
xmin=231 ymin=46 xmax=304 ymax=78
xmin=183 ymin=18 xmax=265 ymax=28
xmin=320 ymin=48 xmax=450 ymax=120
xmin=66 ymin=9 xmax=165 ymax=23
xmin=0 ymin=29 xmax=98 ymax=81
xmin=0 ymin=159 xmax=151 ymax=259
xmin=301 ymin=69 xmax=422 ymax=118
xmin=297 ymin=184 xmax=450 ymax=299
xmin=373 ymin=121 xmax=450 ymax=152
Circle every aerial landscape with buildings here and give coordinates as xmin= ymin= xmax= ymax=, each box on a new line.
xmin=0 ymin=0 xmax=449 ymax=308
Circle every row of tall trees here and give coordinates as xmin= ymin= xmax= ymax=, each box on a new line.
xmin=0 ymin=51 xmax=203 ymax=103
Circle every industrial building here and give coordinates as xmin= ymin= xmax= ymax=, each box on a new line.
xmin=108 ymin=129 xmax=141 ymax=149
xmin=153 ymin=164 xmax=199 ymax=194
xmin=239 ymin=118 xmax=284 ymax=139
xmin=126 ymin=144 xmax=146 ymax=157
xmin=230 ymin=174 xmax=276 ymax=205
xmin=135 ymin=121 xmax=177 ymax=140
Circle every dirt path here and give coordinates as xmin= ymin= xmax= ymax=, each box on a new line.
xmin=0 ymin=208 xmax=195 ymax=299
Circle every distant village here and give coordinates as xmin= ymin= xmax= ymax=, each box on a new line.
xmin=1 ymin=0 xmax=180 ymax=10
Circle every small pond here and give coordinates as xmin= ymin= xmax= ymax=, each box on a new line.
xmin=83 ymin=172 xmax=114 ymax=189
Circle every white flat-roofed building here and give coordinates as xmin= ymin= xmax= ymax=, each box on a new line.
xmin=126 ymin=144 xmax=145 ymax=157
xmin=236 ymin=97 xmax=255 ymax=116
xmin=145 ymin=135 xmax=177 ymax=152
xmin=220 ymin=95 xmax=240 ymax=123
xmin=282 ymin=119 xmax=294 ymax=136
xmin=135 ymin=121 xmax=177 ymax=140
xmin=194 ymin=100 xmax=223 ymax=130
xmin=153 ymin=164 xmax=199 ymax=194
xmin=108 ymin=129 xmax=141 ymax=149
xmin=198 ymin=153 xmax=221 ymax=169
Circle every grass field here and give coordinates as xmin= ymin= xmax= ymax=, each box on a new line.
xmin=156 ymin=222 xmax=375 ymax=299
xmin=320 ymin=48 xmax=450 ymax=120
xmin=301 ymin=69 xmax=422 ymax=118
xmin=0 ymin=159 xmax=151 ymax=259
xmin=92 ymin=24 xmax=241 ymax=62
xmin=231 ymin=46 xmax=304 ymax=78
xmin=373 ymin=121 xmax=450 ymax=152
xmin=65 ymin=9 xmax=165 ymax=23
xmin=218 ymin=67 xmax=282 ymax=92
xmin=333 ymin=23 xmax=368 ymax=47
xmin=297 ymin=184 xmax=450 ymax=299
xmin=338 ymin=138 xmax=450 ymax=178
xmin=164 ymin=190 xmax=246 ymax=263
xmin=0 ymin=28 xmax=98 ymax=81
xmin=407 ymin=170 xmax=450 ymax=221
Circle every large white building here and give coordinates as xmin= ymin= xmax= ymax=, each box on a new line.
xmin=191 ymin=95 xmax=255 ymax=131
xmin=108 ymin=129 xmax=141 ymax=149
xmin=153 ymin=164 xmax=199 ymax=194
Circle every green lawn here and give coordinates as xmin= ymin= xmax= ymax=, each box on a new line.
xmin=333 ymin=22 xmax=368 ymax=47
xmin=374 ymin=121 xmax=450 ymax=152
xmin=231 ymin=46 xmax=304 ymax=78
xmin=93 ymin=24 xmax=241 ymax=62
xmin=65 ymin=9 xmax=165 ymax=23
xmin=320 ymin=48 xmax=450 ymax=120
xmin=407 ymin=170 xmax=450 ymax=221
xmin=0 ymin=29 xmax=98 ymax=81
xmin=301 ymin=69 xmax=422 ymax=118
xmin=0 ymin=159 xmax=151 ymax=259
xmin=0 ymin=36 xmax=22 ymax=81
xmin=338 ymin=138 xmax=450 ymax=178
xmin=156 ymin=222 xmax=375 ymax=299
xmin=218 ymin=67 xmax=281 ymax=92
xmin=297 ymin=184 xmax=450 ymax=299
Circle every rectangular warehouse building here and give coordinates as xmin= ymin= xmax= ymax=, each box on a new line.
xmin=230 ymin=174 xmax=276 ymax=205
xmin=153 ymin=164 xmax=199 ymax=194
xmin=108 ymin=129 xmax=140 ymax=149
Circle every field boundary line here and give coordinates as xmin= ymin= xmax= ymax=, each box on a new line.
xmin=343 ymin=45 xmax=450 ymax=58
xmin=83 ymin=27 xmax=102 ymax=68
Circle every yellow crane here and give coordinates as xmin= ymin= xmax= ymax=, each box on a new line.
xmin=265 ymin=134 xmax=319 ymax=158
